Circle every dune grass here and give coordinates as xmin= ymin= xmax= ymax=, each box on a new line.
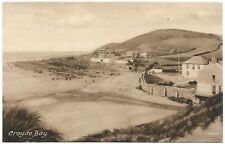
xmin=13 ymin=55 xmax=120 ymax=79
xmin=3 ymin=106 xmax=63 ymax=142
xmin=76 ymin=94 xmax=222 ymax=142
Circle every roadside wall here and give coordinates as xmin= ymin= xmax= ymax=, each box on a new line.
xmin=141 ymin=82 xmax=194 ymax=98
xmin=140 ymin=72 xmax=194 ymax=98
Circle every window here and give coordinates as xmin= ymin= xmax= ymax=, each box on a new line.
xmin=212 ymin=75 xmax=215 ymax=82
xmin=198 ymin=65 xmax=200 ymax=69
xmin=212 ymin=85 xmax=216 ymax=94
xmin=186 ymin=64 xmax=189 ymax=69
xmin=186 ymin=71 xmax=189 ymax=76
xmin=219 ymin=86 xmax=222 ymax=93
xmin=192 ymin=64 xmax=195 ymax=69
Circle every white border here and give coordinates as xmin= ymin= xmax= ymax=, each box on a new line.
xmin=1 ymin=0 xmax=224 ymax=2
xmin=0 ymin=1 xmax=224 ymax=144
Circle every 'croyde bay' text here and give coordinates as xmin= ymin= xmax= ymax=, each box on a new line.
xmin=8 ymin=130 xmax=47 ymax=139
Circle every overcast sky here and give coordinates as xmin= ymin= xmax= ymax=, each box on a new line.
xmin=3 ymin=2 xmax=222 ymax=52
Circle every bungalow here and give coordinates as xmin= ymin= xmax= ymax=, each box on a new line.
xmin=195 ymin=61 xmax=222 ymax=103
xmin=140 ymin=53 xmax=148 ymax=58
xmin=182 ymin=56 xmax=208 ymax=80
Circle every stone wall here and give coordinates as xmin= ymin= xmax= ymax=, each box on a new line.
xmin=141 ymin=82 xmax=194 ymax=99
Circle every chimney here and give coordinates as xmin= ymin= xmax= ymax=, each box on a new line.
xmin=211 ymin=55 xmax=217 ymax=63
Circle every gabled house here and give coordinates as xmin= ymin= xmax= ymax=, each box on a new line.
xmin=195 ymin=61 xmax=223 ymax=103
xmin=182 ymin=56 xmax=208 ymax=80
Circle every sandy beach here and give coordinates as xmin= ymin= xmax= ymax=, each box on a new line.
xmin=3 ymin=62 xmax=184 ymax=141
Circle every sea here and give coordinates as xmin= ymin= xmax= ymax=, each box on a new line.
xmin=3 ymin=51 xmax=89 ymax=62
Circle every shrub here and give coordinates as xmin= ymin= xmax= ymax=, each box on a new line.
xmin=3 ymin=106 xmax=63 ymax=142
xmin=168 ymin=96 xmax=193 ymax=105
xmin=143 ymin=72 xmax=173 ymax=86
xmin=136 ymin=85 xmax=143 ymax=90
xmin=188 ymin=80 xmax=197 ymax=85
xmin=158 ymin=81 xmax=174 ymax=86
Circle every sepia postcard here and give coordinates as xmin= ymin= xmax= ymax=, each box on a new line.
xmin=2 ymin=2 xmax=223 ymax=142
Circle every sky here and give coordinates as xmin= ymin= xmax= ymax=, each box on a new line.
xmin=3 ymin=2 xmax=222 ymax=52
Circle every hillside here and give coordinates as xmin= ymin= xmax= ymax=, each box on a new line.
xmin=95 ymin=29 xmax=222 ymax=57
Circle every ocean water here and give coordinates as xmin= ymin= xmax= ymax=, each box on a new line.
xmin=3 ymin=51 xmax=88 ymax=62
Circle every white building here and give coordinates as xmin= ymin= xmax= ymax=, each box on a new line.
xmin=90 ymin=57 xmax=102 ymax=62
xmin=126 ymin=51 xmax=133 ymax=57
xmin=114 ymin=59 xmax=128 ymax=64
xmin=90 ymin=57 xmax=111 ymax=63
xmin=140 ymin=53 xmax=148 ymax=58
xmin=195 ymin=62 xmax=223 ymax=102
xmin=148 ymin=68 xmax=163 ymax=74
xmin=182 ymin=56 xmax=208 ymax=80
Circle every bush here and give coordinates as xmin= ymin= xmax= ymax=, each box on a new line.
xmin=168 ymin=96 xmax=193 ymax=105
xmin=158 ymin=81 xmax=174 ymax=86
xmin=188 ymin=80 xmax=197 ymax=85
xmin=143 ymin=72 xmax=173 ymax=86
xmin=3 ymin=106 xmax=63 ymax=142
xmin=136 ymin=85 xmax=143 ymax=90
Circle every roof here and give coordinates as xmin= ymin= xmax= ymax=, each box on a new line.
xmin=183 ymin=56 xmax=208 ymax=65
xmin=197 ymin=63 xmax=223 ymax=85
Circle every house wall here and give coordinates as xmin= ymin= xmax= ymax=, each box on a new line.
xmin=196 ymin=82 xmax=222 ymax=97
xmin=102 ymin=58 xmax=111 ymax=63
xmin=98 ymin=52 xmax=107 ymax=58
xmin=114 ymin=60 xmax=128 ymax=64
xmin=140 ymin=53 xmax=147 ymax=58
xmin=182 ymin=64 xmax=206 ymax=79
xmin=90 ymin=57 xmax=101 ymax=62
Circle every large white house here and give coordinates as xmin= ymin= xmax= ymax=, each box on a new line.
xmin=182 ymin=56 xmax=208 ymax=80
xmin=195 ymin=61 xmax=223 ymax=102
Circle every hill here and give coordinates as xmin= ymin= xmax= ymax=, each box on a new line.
xmin=95 ymin=29 xmax=222 ymax=58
